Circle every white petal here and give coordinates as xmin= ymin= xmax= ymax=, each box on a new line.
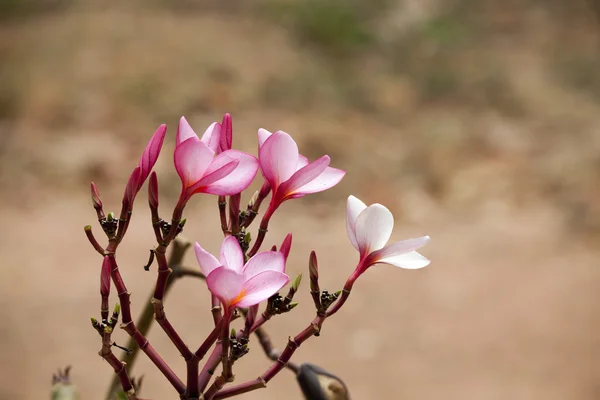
xmin=377 ymin=251 xmax=430 ymax=269
xmin=346 ymin=195 xmax=367 ymax=251
xmin=354 ymin=204 xmax=394 ymax=256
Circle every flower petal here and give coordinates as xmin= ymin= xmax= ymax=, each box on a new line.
xmin=377 ymin=251 xmax=430 ymax=269
xmin=242 ymin=251 xmax=285 ymax=280
xmin=278 ymin=155 xmax=330 ymax=198
xmin=174 ymin=138 xmax=214 ymax=188
xmin=200 ymin=122 xmax=222 ymax=153
xmin=296 ymin=155 xmax=309 ymax=170
xmin=354 ymin=204 xmax=394 ymax=256
xmin=201 ymin=150 xmax=259 ymax=196
xmin=194 ymin=242 xmax=221 ymax=277
xmin=289 ymin=166 xmax=346 ymax=198
xmin=219 ymin=236 xmax=245 ymax=272
xmin=259 ymin=131 xmax=299 ymax=190
xmin=206 ymin=267 xmax=246 ymax=306
xmin=236 ymin=270 xmax=290 ymax=308
xmin=257 ymin=128 xmax=272 ymax=148
xmin=346 ymin=195 xmax=367 ymax=251
xmin=176 ymin=116 xmax=198 ymax=146
xmin=369 ymin=236 xmax=430 ymax=261
xmin=137 ymin=124 xmax=166 ymax=186
xmin=189 ymin=155 xmax=239 ymax=194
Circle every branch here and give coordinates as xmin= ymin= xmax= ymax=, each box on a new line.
xmin=209 ymin=315 xmax=327 ymax=399
xmin=105 ymin=239 xmax=192 ymax=399
xmin=108 ymin=254 xmax=186 ymax=395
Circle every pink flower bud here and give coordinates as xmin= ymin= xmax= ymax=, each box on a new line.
xmin=122 ymin=166 xmax=141 ymax=210
xmin=308 ymin=250 xmax=319 ymax=293
xmin=148 ymin=171 xmax=159 ymax=209
xmin=219 ymin=113 xmax=233 ymax=152
xmin=100 ymin=256 xmax=111 ymax=297
xmin=90 ymin=182 xmax=103 ymax=211
xmin=280 ymin=233 xmax=292 ymax=262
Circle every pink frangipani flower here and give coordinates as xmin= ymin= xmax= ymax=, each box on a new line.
xmin=174 ymin=116 xmax=258 ymax=206
xmin=123 ymin=124 xmax=167 ymax=207
xmin=195 ymin=236 xmax=289 ymax=309
xmin=257 ymin=129 xmax=345 ymax=213
xmin=346 ymin=195 xmax=430 ymax=282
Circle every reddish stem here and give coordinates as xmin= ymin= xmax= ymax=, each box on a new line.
xmin=108 ymin=255 xmax=185 ymax=394
xmin=242 ymin=181 xmax=270 ymax=228
xmin=198 ymin=342 xmax=223 ymax=392
xmin=247 ymin=204 xmax=275 ymax=258
xmin=210 ymin=314 xmax=327 ymax=399
xmin=211 ymin=294 xmax=223 ymax=326
xmin=99 ymin=328 xmax=136 ymax=398
xmin=218 ymin=196 xmax=229 ymax=235
xmin=85 ymin=226 xmax=105 ymax=255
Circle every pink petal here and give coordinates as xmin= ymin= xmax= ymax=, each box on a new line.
xmin=189 ymin=155 xmax=239 ymax=194
xmin=278 ymin=156 xmax=330 ymax=198
xmin=200 ymin=122 xmax=222 ymax=153
xmin=206 ymin=267 xmax=246 ymax=306
xmin=236 ymin=271 xmax=290 ymax=308
xmin=259 ymin=131 xmax=299 ymax=190
xmin=194 ymin=242 xmax=221 ymax=277
xmin=296 ymin=155 xmax=309 ymax=170
xmin=289 ymin=166 xmax=345 ymax=198
xmin=242 ymin=251 xmax=285 ymax=280
xmin=176 ymin=116 xmax=198 ymax=146
xmin=137 ymin=124 xmax=167 ymax=186
xmin=201 ymin=150 xmax=259 ymax=196
xmin=346 ymin=195 xmax=367 ymax=251
xmin=174 ymin=138 xmax=214 ymax=188
xmin=354 ymin=204 xmax=394 ymax=256
xmin=257 ymin=128 xmax=273 ymax=148
xmin=377 ymin=251 xmax=430 ymax=269
xmin=369 ymin=236 xmax=430 ymax=261
xmin=220 ymin=113 xmax=232 ymax=152
xmin=219 ymin=236 xmax=244 ymax=272
xmin=279 ymin=233 xmax=292 ymax=262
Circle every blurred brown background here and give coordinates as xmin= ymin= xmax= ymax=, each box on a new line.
xmin=0 ymin=0 xmax=597 ymax=399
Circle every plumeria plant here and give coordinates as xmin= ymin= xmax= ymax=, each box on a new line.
xmin=83 ymin=114 xmax=430 ymax=400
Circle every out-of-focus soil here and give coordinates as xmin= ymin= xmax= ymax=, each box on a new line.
xmin=0 ymin=2 xmax=598 ymax=399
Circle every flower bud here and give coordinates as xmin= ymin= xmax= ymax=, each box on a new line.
xmin=296 ymin=363 xmax=350 ymax=400
xmin=90 ymin=182 xmax=103 ymax=210
xmin=280 ymin=233 xmax=292 ymax=262
xmin=247 ymin=190 xmax=259 ymax=210
xmin=148 ymin=171 xmax=159 ymax=209
xmin=122 ymin=166 xmax=141 ymax=210
xmin=292 ymin=273 xmax=302 ymax=292
xmin=309 ymin=251 xmax=319 ymax=293
xmin=220 ymin=113 xmax=233 ymax=152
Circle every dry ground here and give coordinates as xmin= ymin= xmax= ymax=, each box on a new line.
xmin=0 ymin=1 xmax=598 ymax=399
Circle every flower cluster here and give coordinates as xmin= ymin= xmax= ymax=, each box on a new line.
xmin=85 ymin=113 xmax=430 ymax=400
